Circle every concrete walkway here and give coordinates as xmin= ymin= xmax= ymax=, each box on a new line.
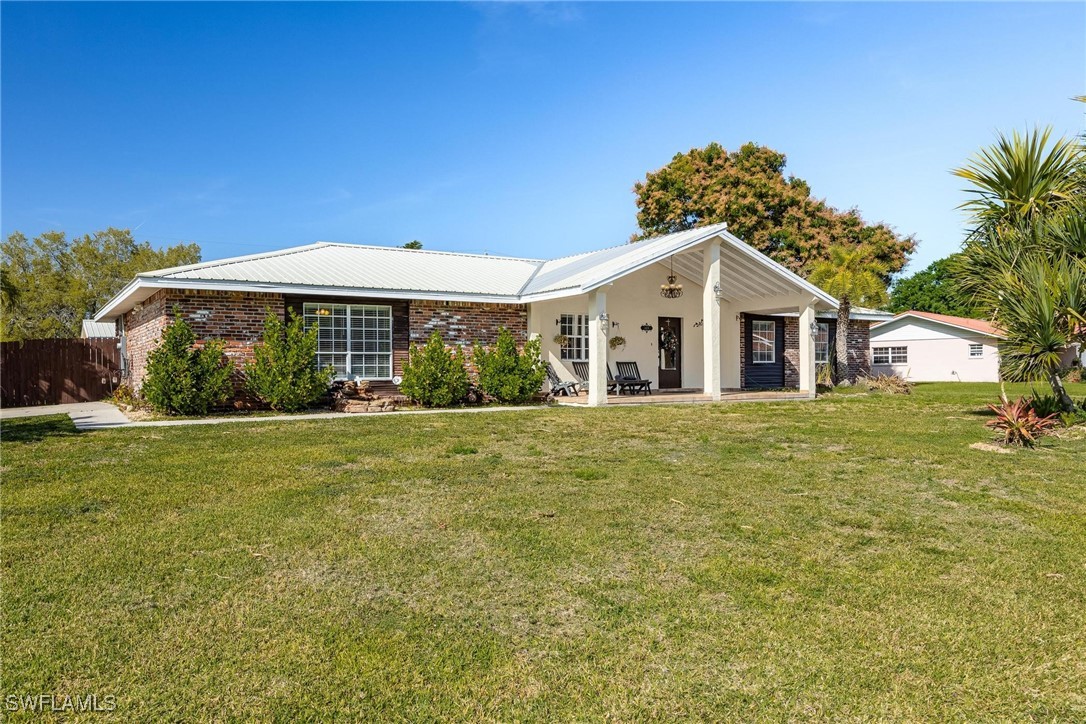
xmin=0 ymin=401 xmax=131 ymax=430
xmin=1 ymin=400 xmax=546 ymax=431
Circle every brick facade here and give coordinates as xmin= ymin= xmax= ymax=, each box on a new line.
xmin=846 ymin=319 xmax=871 ymax=381
xmin=123 ymin=289 xmax=284 ymax=392
xmin=124 ymin=293 xmax=531 ymax=399
xmin=783 ymin=318 xmax=801 ymax=389
xmin=409 ymin=300 xmax=528 ymax=346
xmin=737 ymin=313 xmax=871 ymax=389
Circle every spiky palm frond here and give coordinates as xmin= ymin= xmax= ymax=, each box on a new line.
xmin=952 ymin=204 xmax=1086 ymax=312
xmin=953 ymin=127 xmax=1082 ymax=231
xmin=992 ymin=255 xmax=1086 ymax=411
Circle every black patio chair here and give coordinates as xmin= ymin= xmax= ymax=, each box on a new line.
xmin=614 ymin=361 xmax=652 ymax=395
xmin=572 ymin=361 xmax=618 ymax=395
xmin=545 ymin=363 xmax=579 ymax=397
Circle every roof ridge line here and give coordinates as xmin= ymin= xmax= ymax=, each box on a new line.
xmin=315 ymin=241 xmax=545 ymax=264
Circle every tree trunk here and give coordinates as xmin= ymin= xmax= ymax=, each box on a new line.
xmin=835 ymin=297 xmax=850 ymax=384
xmin=1048 ymin=370 xmax=1076 ymax=413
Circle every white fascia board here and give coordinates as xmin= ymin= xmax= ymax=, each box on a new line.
xmin=94 ymin=278 xmax=146 ymax=322
xmin=719 ymin=230 xmax=839 ymax=309
xmin=872 ymin=313 xmax=1005 ymax=339
xmin=518 ymin=286 xmax=590 ymax=303
xmin=95 ymin=277 xmax=525 ymax=321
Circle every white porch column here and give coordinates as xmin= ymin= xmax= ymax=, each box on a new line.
xmin=526 ymin=304 xmax=542 ymax=341
xmin=798 ymin=299 xmax=818 ymax=398
xmin=587 ymin=290 xmax=608 ymax=406
xmin=702 ymin=239 xmax=722 ymax=400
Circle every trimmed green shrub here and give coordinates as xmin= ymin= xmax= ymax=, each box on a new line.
xmin=245 ymin=310 xmax=335 ymax=412
xmin=142 ymin=309 xmax=234 ymax=415
xmin=473 ymin=327 xmax=546 ymax=404
xmin=400 ymin=331 xmax=469 ymax=407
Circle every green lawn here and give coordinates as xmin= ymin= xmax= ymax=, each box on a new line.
xmin=2 ymin=382 xmax=1085 ymax=720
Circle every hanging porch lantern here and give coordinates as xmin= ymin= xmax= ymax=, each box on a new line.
xmin=660 ymin=256 xmax=683 ymax=299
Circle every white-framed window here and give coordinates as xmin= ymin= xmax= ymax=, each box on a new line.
xmin=815 ymin=322 xmax=831 ymax=364
xmin=559 ymin=314 xmax=589 ymax=360
xmin=969 ymin=343 xmax=983 ymax=359
xmin=752 ymin=320 xmax=776 ymax=364
xmin=303 ymin=303 xmax=393 ymax=379
xmin=873 ymin=346 xmax=907 ymax=365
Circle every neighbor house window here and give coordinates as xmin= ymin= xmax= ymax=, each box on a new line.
xmin=752 ymin=320 xmax=775 ymax=364
xmin=873 ymin=346 xmax=907 ymax=365
xmin=969 ymin=343 xmax=983 ymax=359
xmin=815 ymin=322 xmax=831 ymax=364
xmin=303 ymin=303 xmax=392 ymax=379
xmin=559 ymin=314 xmax=589 ymax=360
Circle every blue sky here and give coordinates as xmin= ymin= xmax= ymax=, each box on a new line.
xmin=2 ymin=2 xmax=1084 ymax=275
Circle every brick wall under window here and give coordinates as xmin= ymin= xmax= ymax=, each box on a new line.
xmin=409 ymin=300 xmax=528 ymax=347
xmin=123 ymin=289 xmax=284 ymax=393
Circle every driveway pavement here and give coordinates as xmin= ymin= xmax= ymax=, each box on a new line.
xmin=0 ymin=401 xmax=131 ymax=430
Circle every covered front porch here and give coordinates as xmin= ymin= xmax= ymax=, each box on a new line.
xmin=554 ymin=388 xmax=816 ymax=406
xmin=523 ymin=227 xmax=838 ymax=406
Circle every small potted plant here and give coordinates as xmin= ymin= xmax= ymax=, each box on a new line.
xmin=553 ymin=333 xmax=569 ymax=346
xmin=608 ymin=335 xmax=626 ymax=351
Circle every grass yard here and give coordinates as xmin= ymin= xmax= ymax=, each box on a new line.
xmin=2 ymin=382 xmax=1085 ymax=720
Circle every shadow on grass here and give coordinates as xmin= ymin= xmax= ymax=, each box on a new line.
xmin=0 ymin=414 xmax=80 ymax=444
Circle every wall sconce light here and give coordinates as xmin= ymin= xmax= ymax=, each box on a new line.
xmin=599 ymin=312 xmax=609 ymax=322
xmin=713 ymin=282 xmax=723 ymax=300
xmin=810 ymin=322 xmax=819 ymax=335
xmin=640 ymin=323 xmax=653 ymax=333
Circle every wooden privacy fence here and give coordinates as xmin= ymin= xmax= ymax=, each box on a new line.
xmin=1 ymin=339 xmax=122 ymax=407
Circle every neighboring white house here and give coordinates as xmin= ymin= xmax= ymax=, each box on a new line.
xmin=869 ymin=311 xmax=1004 ymax=382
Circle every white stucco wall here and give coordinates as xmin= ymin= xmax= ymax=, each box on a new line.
xmin=529 ymin=263 xmax=710 ymax=389
xmin=869 ymin=318 xmax=1000 ymax=382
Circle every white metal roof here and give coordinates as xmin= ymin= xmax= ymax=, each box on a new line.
xmin=145 ymin=243 xmax=542 ymax=297
xmin=95 ymin=224 xmax=847 ymax=321
xmin=81 ymin=319 xmax=116 ymax=338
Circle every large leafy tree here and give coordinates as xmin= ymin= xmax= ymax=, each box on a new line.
xmin=952 ymin=124 xmax=1086 ymax=412
xmin=888 ymin=254 xmax=979 ymax=317
xmin=633 ymin=142 xmax=915 ymax=278
xmin=809 ymin=246 xmax=889 ymax=383
xmin=0 ymin=228 xmax=200 ymax=341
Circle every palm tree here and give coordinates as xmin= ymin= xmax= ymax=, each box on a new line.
xmin=992 ymin=255 xmax=1086 ymax=411
xmin=952 ymin=124 xmax=1086 ymax=412
xmin=952 ymin=127 xmax=1081 ymax=232
xmin=809 ymin=246 xmax=889 ymax=384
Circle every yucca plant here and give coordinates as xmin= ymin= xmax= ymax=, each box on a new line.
xmin=953 ymin=127 xmax=1081 ymax=232
xmin=985 ymin=395 xmax=1059 ymax=447
xmin=951 ymin=123 xmax=1086 ymax=413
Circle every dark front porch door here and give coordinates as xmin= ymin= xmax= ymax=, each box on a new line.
xmin=744 ymin=315 xmax=785 ymax=389
xmin=658 ymin=316 xmax=682 ymax=389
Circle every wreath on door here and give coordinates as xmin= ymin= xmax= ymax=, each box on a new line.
xmin=660 ymin=328 xmax=679 ymax=353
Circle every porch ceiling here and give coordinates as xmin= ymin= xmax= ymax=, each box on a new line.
xmin=660 ymin=246 xmax=816 ymax=304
